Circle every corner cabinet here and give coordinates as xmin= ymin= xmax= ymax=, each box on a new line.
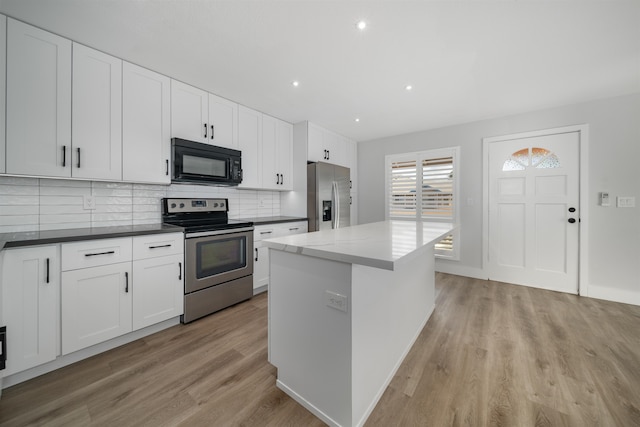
xmin=6 ymin=18 xmax=72 ymax=177
xmin=1 ymin=245 xmax=59 ymax=376
xmin=170 ymin=80 xmax=238 ymax=149
xmin=122 ymin=62 xmax=171 ymax=184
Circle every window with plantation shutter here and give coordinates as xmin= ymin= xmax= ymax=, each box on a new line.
xmin=385 ymin=147 xmax=460 ymax=259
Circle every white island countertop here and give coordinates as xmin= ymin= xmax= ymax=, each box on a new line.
xmin=263 ymin=220 xmax=456 ymax=271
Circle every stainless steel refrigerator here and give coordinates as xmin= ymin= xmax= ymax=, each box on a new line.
xmin=307 ymin=162 xmax=350 ymax=232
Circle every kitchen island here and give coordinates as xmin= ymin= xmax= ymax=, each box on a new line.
xmin=264 ymin=220 xmax=456 ymax=427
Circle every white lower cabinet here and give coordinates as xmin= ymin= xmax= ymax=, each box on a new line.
xmin=253 ymin=221 xmax=307 ymax=292
xmin=61 ymin=261 xmax=132 ymax=355
xmin=60 ymin=233 xmax=184 ymax=355
xmin=132 ymin=254 xmax=183 ymax=330
xmin=1 ymin=245 xmax=59 ymax=376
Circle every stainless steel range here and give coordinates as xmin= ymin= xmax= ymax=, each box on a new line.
xmin=162 ymin=198 xmax=254 ymax=323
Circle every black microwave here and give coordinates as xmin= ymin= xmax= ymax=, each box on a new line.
xmin=172 ymin=138 xmax=243 ymax=185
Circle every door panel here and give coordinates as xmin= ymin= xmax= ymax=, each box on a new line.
xmin=488 ymin=131 xmax=579 ymax=293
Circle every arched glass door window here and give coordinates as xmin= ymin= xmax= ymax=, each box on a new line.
xmin=502 ymin=147 xmax=561 ymax=171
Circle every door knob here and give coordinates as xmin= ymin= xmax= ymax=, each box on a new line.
xmin=568 ymin=207 xmax=576 ymax=212
xmin=568 ymin=218 xmax=576 ymax=223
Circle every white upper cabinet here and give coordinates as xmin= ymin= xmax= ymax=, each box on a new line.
xmin=170 ymin=80 xmax=238 ymax=149
xmin=261 ymin=115 xmax=278 ymax=190
xmin=238 ymin=105 xmax=262 ymax=189
xmin=208 ymin=93 xmax=239 ymax=149
xmin=6 ymin=18 xmax=72 ymax=177
xmin=122 ymin=62 xmax=171 ymax=184
xmin=306 ymin=122 xmax=349 ymax=168
xmin=276 ymin=119 xmax=293 ymax=190
xmin=72 ymin=43 xmax=122 ymax=180
xmin=171 ymin=80 xmax=208 ymax=143
xmin=0 ymin=15 xmax=6 ymax=174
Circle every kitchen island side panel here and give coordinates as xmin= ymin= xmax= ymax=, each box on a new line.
xmin=269 ymin=249 xmax=353 ymax=427
xmin=351 ymin=246 xmax=435 ymax=426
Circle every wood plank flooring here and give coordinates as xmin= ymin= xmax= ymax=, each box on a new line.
xmin=1 ymin=273 xmax=639 ymax=426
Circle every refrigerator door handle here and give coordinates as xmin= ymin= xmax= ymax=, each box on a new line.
xmin=332 ymin=181 xmax=340 ymax=229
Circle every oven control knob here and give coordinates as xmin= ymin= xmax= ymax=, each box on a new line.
xmin=213 ymin=202 xmax=218 ymax=207
xmin=179 ymin=203 xmax=185 ymax=208
xmin=170 ymin=203 xmax=176 ymax=208
xmin=220 ymin=202 xmax=225 ymax=208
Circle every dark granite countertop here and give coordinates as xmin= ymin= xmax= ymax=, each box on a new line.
xmin=0 ymin=223 xmax=184 ymax=251
xmin=239 ymin=216 xmax=308 ymax=226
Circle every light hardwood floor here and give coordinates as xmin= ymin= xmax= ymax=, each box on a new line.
xmin=1 ymin=273 xmax=639 ymax=426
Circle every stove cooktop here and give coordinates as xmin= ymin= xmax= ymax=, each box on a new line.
xmin=161 ymin=197 xmax=253 ymax=233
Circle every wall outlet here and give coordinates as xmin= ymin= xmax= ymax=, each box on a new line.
xmin=600 ymin=192 xmax=610 ymax=206
xmin=617 ymin=196 xmax=636 ymax=208
xmin=258 ymin=197 xmax=267 ymax=208
xmin=83 ymin=195 xmax=96 ymax=210
xmin=325 ymin=290 xmax=348 ymax=312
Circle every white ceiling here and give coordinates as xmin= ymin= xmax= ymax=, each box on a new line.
xmin=1 ymin=1 xmax=639 ymax=142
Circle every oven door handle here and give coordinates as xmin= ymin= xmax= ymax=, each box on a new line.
xmin=185 ymin=226 xmax=254 ymax=238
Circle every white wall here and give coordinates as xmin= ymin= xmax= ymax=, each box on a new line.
xmin=357 ymin=93 xmax=640 ymax=305
xmin=0 ymin=177 xmax=281 ymax=233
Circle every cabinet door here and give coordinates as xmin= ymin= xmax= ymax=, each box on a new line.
xmin=171 ymin=80 xmax=208 ymax=143
xmin=0 ymin=15 xmax=6 ymax=174
xmin=237 ymin=106 xmax=262 ymax=188
xmin=1 ymin=246 xmax=59 ymax=376
xmin=261 ymin=115 xmax=279 ymax=190
xmin=72 ymin=43 xmax=122 ymax=180
xmin=61 ymin=262 xmax=132 ymax=355
xmin=208 ymin=93 xmax=238 ymax=148
xmin=276 ymin=120 xmax=293 ymax=190
xmin=132 ymin=254 xmax=183 ymax=330
xmin=307 ymin=122 xmax=325 ymax=163
xmin=6 ymin=19 xmax=72 ymax=177
xmin=253 ymin=241 xmax=269 ymax=291
xmin=123 ymin=62 xmax=171 ymax=183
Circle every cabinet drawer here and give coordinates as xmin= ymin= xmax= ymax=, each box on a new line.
xmin=133 ymin=232 xmax=184 ymax=260
xmin=62 ymin=237 xmax=132 ymax=271
xmin=282 ymin=221 xmax=308 ymax=235
xmin=254 ymin=226 xmax=276 ymax=242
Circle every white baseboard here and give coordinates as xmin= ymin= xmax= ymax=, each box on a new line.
xmin=2 ymin=317 xmax=180 ymax=389
xmin=587 ymin=284 xmax=640 ymax=307
xmin=435 ymin=261 xmax=487 ymax=280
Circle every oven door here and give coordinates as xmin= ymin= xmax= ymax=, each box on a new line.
xmin=185 ymin=229 xmax=253 ymax=294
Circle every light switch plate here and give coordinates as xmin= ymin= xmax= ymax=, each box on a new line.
xmin=617 ymin=196 xmax=636 ymax=208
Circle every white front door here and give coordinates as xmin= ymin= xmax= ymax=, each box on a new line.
xmin=486 ymin=130 xmax=580 ymax=294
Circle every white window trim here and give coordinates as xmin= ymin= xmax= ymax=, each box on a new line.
xmin=385 ymin=146 xmax=460 ymax=260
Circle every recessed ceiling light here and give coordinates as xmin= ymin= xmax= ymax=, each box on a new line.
xmin=292 ymin=81 xmax=300 ymax=87
xmin=355 ymin=118 xmax=360 ymax=122
xmin=356 ymin=20 xmax=367 ymax=31
xmin=405 ymin=85 xmax=413 ymax=91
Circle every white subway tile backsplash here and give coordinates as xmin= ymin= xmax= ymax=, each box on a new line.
xmin=0 ymin=176 xmax=282 ymax=232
